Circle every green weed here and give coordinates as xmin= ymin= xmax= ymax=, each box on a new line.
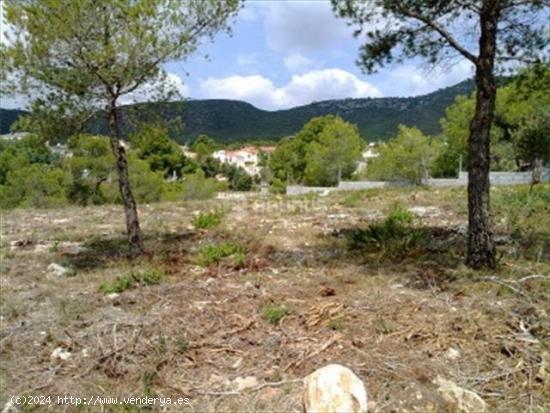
xmin=197 ymin=242 xmax=246 ymax=267
xmin=260 ymin=302 xmax=290 ymax=326
xmin=193 ymin=210 xmax=224 ymax=229
xmin=346 ymin=204 xmax=427 ymax=259
xmin=99 ymin=268 xmax=163 ymax=294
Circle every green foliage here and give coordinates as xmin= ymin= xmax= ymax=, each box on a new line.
xmin=223 ymin=164 xmax=253 ymax=191
xmin=368 ymin=125 xmax=441 ymax=183
xmin=303 ymin=117 xmax=364 ymax=186
xmin=190 ymin=134 xmax=217 ymax=157
xmin=260 ymin=302 xmax=290 ymax=326
xmin=270 ymin=115 xmax=364 ymax=187
xmin=514 ymin=111 xmax=550 ymax=167
xmin=102 ymin=157 xmax=165 ymax=204
xmin=64 ymin=135 xmax=113 ymax=205
xmin=131 ymin=125 xmax=194 ymax=178
xmin=0 ymin=135 xmax=58 ymax=184
xmin=180 ymin=169 xmax=224 ymax=200
xmin=346 ymin=205 xmax=427 ymax=260
xmin=0 ymin=164 xmax=68 ymax=209
xmin=331 ymin=1 xmax=546 ymax=75
xmin=2 ymin=0 xmax=241 ymax=118
xmin=193 ymin=210 xmax=224 ymax=230
xmin=434 ymin=65 xmax=550 ymax=176
xmin=492 ymin=184 xmax=550 ymax=252
xmin=197 ymin=242 xmax=245 ymax=267
xmin=99 ymin=269 xmax=163 ymax=294
xmin=197 ymin=155 xmax=253 ymax=191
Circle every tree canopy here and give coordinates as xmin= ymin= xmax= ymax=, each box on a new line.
xmin=270 ymin=115 xmax=365 ymax=188
xmin=1 ymin=0 xmax=241 ymax=255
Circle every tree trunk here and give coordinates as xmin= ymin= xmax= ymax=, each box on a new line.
xmin=107 ymin=97 xmax=145 ymax=256
xmin=466 ymin=4 xmax=499 ymax=269
xmin=531 ymin=157 xmax=543 ymax=187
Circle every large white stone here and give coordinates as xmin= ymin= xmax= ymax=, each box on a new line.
xmin=47 ymin=263 xmax=69 ymax=277
xmin=303 ymin=364 xmax=367 ymax=413
xmin=435 ymin=376 xmax=486 ymax=412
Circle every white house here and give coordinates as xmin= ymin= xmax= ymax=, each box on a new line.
xmin=356 ymin=142 xmax=379 ymax=173
xmin=213 ymin=146 xmax=274 ymax=176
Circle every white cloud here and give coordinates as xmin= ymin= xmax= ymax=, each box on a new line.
xmin=263 ymin=1 xmax=353 ymax=53
xmin=382 ymin=60 xmax=475 ymax=97
xmin=119 ymin=72 xmax=190 ymax=105
xmin=283 ymin=53 xmax=313 ymax=73
xmin=198 ymin=68 xmax=382 ymax=110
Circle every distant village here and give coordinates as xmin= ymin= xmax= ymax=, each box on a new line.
xmin=0 ymin=131 xmax=380 ymax=182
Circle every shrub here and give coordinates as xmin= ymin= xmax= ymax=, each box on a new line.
xmin=102 ymin=157 xmax=164 ymax=204
xmin=193 ymin=210 xmax=224 ymax=229
xmin=197 ymin=242 xmax=245 ymax=267
xmin=260 ymin=302 xmax=290 ymax=326
xmin=492 ymin=184 xmax=550 ymax=257
xmin=0 ymin=164 xmax=68 ymax=209
xmin=99 ymin=268 xmax=163 ymax=294
xmin=346 ymin=204 xmax=427 ymax=259
xmin=181 ymin=170 xmax=223 ymax=200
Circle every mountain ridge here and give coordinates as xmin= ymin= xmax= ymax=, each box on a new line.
xmin=0 ymin=79 xmax=476 ymax=143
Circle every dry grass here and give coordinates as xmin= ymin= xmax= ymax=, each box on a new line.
xmin=1 ymin=185 xmax=549 ymax=412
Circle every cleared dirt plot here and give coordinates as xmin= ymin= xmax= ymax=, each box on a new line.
xmin=1 ymin=185 xmax=549 ymax=412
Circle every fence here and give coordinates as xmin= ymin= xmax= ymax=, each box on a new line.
xmin=286 ymin=168 xmax=550 ymax=195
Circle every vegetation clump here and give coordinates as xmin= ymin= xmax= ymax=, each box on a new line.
xmin=193 ymin=210 xmax=224 ymax=230
xmin=99 ymin=268 xmax=163 ymax=294
xmin=346 ymin=205 xmax=427 ymax=259
xmin=197 ymin=242 xmax=246 ymax=267
xmin=260 ymin=302 xmax=291 ymax=326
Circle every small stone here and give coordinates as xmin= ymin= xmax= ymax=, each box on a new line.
xmin=303 ymin=364 xmax=367 ymax=413
xmin=107 ymin=293 xmax=120 ymax=300
xmin=231 ymin=357 xmax=243 ymax=369
xmin=51 ymin=347 xmax=71 ymax=361
xmin=47 ymin=263 xmax=69 ymax=277
xmin=445 ymin=347 xmax=461 ymax=360
xmin=434 ymin=376 xmax=486 ymax=412
xmin=232 ymin=376 xmax=258 ymax=391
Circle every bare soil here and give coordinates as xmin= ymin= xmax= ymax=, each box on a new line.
xmin=1 ymin=186 xmax=549 ymax=412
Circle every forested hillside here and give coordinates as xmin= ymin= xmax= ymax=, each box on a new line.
xmin=1 ymin=79 xmax=476 ymax=142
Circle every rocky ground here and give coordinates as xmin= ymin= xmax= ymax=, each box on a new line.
xmin=1 ymin=185 xmax=549 ymax=412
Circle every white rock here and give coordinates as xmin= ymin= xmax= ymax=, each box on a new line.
xmin=107 ymin=293 xmax=120 ymax=300
xmin=47 ymin=263 xmax=69 ymax=277
xmin=51 ymin=347 xmax=71 ymax=361
xmin=232 ymin=376 xmax=258 ymax=391
xmin=445 ymin=347 xmax=461 ymax=360
xmin=303 ymin=364 xmax=367 ymax=413
xmin=434 ymin=376 xmax=486 ymax=412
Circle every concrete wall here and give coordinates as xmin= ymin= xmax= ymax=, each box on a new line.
xmin=286 ymin=168 xmax=550 ymax=195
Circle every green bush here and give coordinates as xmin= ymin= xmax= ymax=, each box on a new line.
xmin=99 ymin=268 xmax=163 ymax=294
xmin=193 ymin=210 xmax=224 ymax=229
xmin=181 ymin=170 xmax=224 ymax=200
xmin=102 ymin=157 xmax=164 ymax=204
xmin=260 ymin=302 xmax=290 ymax=326
xmin=346 ymin=205 xmax=427 ymax=259
xmin=197 ymin=242 xmax=245 ymax=267
xmin=492 ymin=184 xmax=550 ymax=255
xmin=0 ymin=164 xmax=68 ymax=209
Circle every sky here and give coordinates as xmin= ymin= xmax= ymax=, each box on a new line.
xmin=0 ymin=0 xmax=476 ymax=111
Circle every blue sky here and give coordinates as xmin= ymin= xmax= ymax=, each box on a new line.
xmin=1 ymin=0 xmax=476 ymax=111
xmin=162 ymin=0 xmax=475 ymax=110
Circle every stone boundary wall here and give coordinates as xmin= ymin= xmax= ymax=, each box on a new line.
xmin=286 ymin=168 xmax=550 ymax=195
